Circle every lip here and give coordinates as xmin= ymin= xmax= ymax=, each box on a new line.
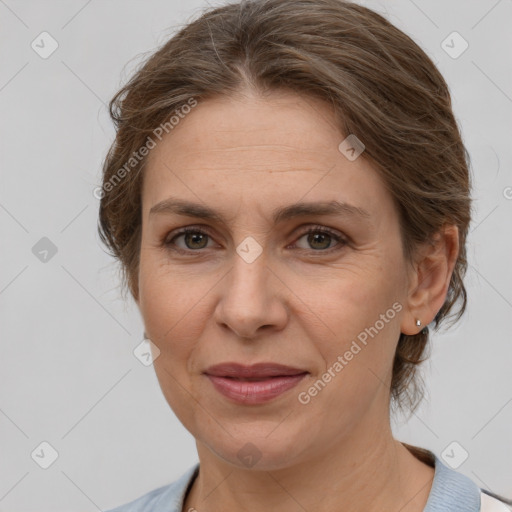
xmin=204 ymin=362 xmax=308 ymax=404
xmin=205 ymin=362 xmax=307 ymax=378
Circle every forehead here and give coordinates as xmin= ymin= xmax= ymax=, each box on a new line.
xmin=142 ymin=91 xmax=392 ymax=222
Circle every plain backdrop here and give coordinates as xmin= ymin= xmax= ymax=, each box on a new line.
xmin=0 ymin=0 xmax=511 ymax=510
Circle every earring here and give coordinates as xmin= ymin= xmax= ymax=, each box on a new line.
xmin=415 ymin=319 xmax=421 ymax=327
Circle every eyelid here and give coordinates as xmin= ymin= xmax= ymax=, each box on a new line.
xmin=163 ymin=224 xmax=212 ymax=242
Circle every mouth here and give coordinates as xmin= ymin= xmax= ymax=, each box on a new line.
xmin=204 ymin=362 xmax=309 ymax=404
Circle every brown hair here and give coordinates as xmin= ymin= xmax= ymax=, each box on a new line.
xmin=98 ymin=0 xmax=471 ymax=418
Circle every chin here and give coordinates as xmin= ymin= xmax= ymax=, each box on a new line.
xmin=200 ymin=424 xmax=312 ymax=472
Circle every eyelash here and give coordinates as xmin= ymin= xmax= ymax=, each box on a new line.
xmin=162 ymin=225 xmax=347 ymax=255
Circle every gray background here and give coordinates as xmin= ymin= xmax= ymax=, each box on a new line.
xmin=0 ymin=0 xmax=511 ymax=510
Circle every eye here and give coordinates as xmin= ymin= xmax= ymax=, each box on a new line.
xmin=163 ymin=227 xmax=215 ymax=253
xmin=292 ymin=226 xmax=347 ymax=252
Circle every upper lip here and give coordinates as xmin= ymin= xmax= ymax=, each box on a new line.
xmin=204 ymin=362 xmax=308 ymax=378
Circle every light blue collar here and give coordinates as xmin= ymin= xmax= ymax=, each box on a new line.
xmin=153 ymin=463 xmax=199 ymax=511
xmin=423 ymin=454 xmax=481 ymax=512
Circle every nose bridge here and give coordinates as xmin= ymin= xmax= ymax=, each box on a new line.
xmin=215 ymin=242 xmax=286 ymax=338
xmin=228 ymin=245 xmax=271 ymax=307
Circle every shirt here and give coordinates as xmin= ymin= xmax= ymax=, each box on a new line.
xmin=105 ymin=450 xmax=510 ymax=512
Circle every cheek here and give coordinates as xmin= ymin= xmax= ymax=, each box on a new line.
xmin=307 ymin=254 xmax=405 ymax=383
xmin=138 ymin=255 xmax=202 ymax=360
xmin=138 ymin=260 xmax=209 ymax=427
xmin=300 ymin=277 xmax=403 ymax=429
xmin=139 ymin=249 xmax=195 ymax=321
xmin=316 ymin=265 xmax=403 ymax=337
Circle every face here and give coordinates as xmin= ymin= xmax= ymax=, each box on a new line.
xmin=137 ymin=90 xmax=413 ymax=470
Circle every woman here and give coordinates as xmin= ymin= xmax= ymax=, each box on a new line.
xmin=98 ymin=0 xmax=511 ymax=510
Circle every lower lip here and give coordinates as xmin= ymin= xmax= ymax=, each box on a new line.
xmin=206 ymin=373 xmax=308 ymax=404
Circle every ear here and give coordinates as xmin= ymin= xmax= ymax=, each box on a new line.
xmin=400 ymin=224 xmax=459 ymax=335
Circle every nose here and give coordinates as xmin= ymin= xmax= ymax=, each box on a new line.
xmin=214 ymin=249 xmax=289 ymax=339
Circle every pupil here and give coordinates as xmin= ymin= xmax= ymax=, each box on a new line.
xmin=310 ymin=233 xmax=330 ymax=250
xmin=186 ymin=232 xmax=207 ymax=249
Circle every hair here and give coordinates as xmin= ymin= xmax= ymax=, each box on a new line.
xmin=98 ymin=0 xmax=472 ymax=421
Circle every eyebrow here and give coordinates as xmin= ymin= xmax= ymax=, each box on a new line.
xmin=149 ymin=197 xmax=370 ymax=224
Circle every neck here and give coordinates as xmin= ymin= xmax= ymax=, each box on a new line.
xmin=183 ymin=413 xmax=434 ymax=512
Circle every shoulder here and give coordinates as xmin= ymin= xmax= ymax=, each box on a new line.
xmin=104 ymin=463 xmax=199 ymax=512
xmin=480 ymin=491 xmax=512 ymax=512
xmin=104 ymin=482 xmax=173 ymax=512
xmin=402 ymin=445 xmax=511 ymax=512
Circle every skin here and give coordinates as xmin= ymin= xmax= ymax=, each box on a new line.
xmin=135 ymin=88 xmax=459 ymax=512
